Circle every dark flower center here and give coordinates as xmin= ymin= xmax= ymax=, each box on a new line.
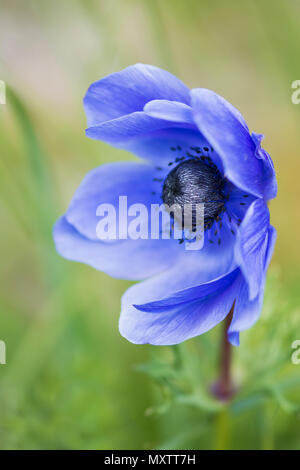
xmin=162 ymin=159 xmax=225 ymax=227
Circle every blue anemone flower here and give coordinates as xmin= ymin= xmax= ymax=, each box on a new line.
xmin=53 ymin=64 xmax=277 ymax=346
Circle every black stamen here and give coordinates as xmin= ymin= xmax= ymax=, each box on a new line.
xmin=162 ymin=159 xmax=225 ymax=229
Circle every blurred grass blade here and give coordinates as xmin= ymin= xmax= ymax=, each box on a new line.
xmin=7 ymin=87 xmax=55 ymax=214
xmin=7 ymin=87 xmax=63 ymax=286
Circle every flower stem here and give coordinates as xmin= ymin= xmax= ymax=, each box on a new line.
xmin=215 ymin=407 xmax=231 ymax=450
xmin=212 ymin=303 xmax=235 ymax=401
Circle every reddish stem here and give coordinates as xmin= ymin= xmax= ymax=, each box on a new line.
xmin=212 ymin=302 xmax=235 ymax=401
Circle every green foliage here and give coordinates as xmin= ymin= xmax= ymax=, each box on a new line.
xmin=137 ymin=272 xmax=300 ymax=449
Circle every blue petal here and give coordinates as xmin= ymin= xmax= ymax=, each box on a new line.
xmin=115 ymin=127 xmax=223 ymax=170
xmin=226 ymin=184 xmax=256 ymax=222
xmin=265 ymin=225 xmax=277 ymax=270
xmin=228 ymin=277 xmax=262 ymax=346
xmin=119 ymin=268 xmax=240 ymax=345
xmin=65 ymin=162 xmax=160 ymax=241
xmin=252 ymin=132 xmax=277 ymax=200
xmin=228 ymin=224 xmax=277 ymax=345
xmin=234 ymin=199 xmax=271 ymax=300
xmin=84 ymin=63 xmax=190 ymax=126
xmin=228 ymin=331 xmax=240 ymax=347
xmin=84 ymin=67 xmax=223 ymax=171
xmin=135 ymin=268 xmax=239 ymax=311
xmin=86 ymin=112 xmax=191 ymax=144
xmin=191 ymin=88 xmax=267 ymax=198
xmin=53 ymin=216 xmax=184 ymax=280
xmin=144 ymin=100 xmax=195 ymax=124
xmin=120 ymin=229 xmax=236 ymax=310
xmin=56 ymin=160 xmax=236 ymax=282
xmin=119 ymin=220 xmax=276 ymax=345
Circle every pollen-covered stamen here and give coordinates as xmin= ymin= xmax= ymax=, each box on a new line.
xmin=162 ymin=159 xmax=225 ymax=228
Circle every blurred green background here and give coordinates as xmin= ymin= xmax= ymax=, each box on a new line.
xmin=0 ymin=0 xmax=300 ymax=450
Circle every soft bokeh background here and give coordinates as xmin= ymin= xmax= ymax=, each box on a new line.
xmin=0 ymin=0 xmax=300 ymax=450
